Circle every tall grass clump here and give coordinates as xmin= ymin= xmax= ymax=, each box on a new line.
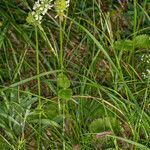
xmin=0 ymin=0 xmax=150 ymax=149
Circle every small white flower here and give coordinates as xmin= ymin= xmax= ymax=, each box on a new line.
xmin=39 ymin=15 xmax=43 ymax=21
xmin=27 ymin=0 xmax=54 ymax=24
xmin=48 ymin=4 xmax=53 ymax=9
xmin=66 ymin=0 xmax=70 ymax=7
xmin=146 ymin=69 xmax=150 ymax=74
xmin=39 ymin=7 xmax=44 ymax=11
xmin=32 ymin=11 xmax=35 ymax=15
xmin=142 ymin=72 xmax=146 ymax=78
xmin=42 ymin=8 xmax=47 ymax=15
xmin=35 ymin=15 xmax=39 ymax=21
xmin=33 ymin=1 xmax=40 ymax=10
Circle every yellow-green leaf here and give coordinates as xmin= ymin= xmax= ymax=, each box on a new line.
xmin=57 ymin=73 xmax=70 ymax=88
xmin=58 ymin=88 xmax=72 ymax=100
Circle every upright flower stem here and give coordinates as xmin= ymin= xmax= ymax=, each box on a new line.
xmin=59 ymin=18 xmax=65 ymax=150
xmin=59 ymin=19 xmax=63 ymax=70
xmin=55 ymin=1 xmax=70 ymax=149
xmin=35 ymin=26 xmax=42 ymax=150
xmin=62 ymin=100 xmax=66 ymax=150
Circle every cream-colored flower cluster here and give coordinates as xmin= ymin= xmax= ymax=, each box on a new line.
xmin=141 ymin=54 xmax=150 ymax=79
xmin=31 ymin=0 xmax=53 ymax=24
xmin=26 ymin=0 xmax=70 ymax=24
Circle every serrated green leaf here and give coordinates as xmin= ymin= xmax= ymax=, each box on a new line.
xmin=89 ymin=117 xmax=121 ymax=134
xmin=114 ymin=39 xmax=133 ymax=51
xmin=0 ymin=112 xmax=20 ymax=126
xmin=53 ymin=114 xmax=64 ymax=123
xmin=29 ymin=119 xmax=59 ymax=127
xmin=58 ymin=88 xmax=72 ymax=100
xmin=57 ymin=73 xmax=70 ymax=88
xmin=134 ymin=34 xmax=150 ymax=48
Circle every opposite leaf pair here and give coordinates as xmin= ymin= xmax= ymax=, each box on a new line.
xmin=57 ymin=73 xmax=72 ymax=100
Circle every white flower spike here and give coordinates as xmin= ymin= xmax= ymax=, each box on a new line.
xmin=27 ymin=0 xmax=53 ymax=24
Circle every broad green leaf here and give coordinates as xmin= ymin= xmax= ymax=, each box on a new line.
xmin=57 ymin=73 xmax=70 ymax=88
xmin=58 ymin=88 xmax=72 ymax=100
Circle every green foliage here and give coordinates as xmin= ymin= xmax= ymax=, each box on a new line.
xmin=134 ymin=34 xmax=150 ymax=48
xmin=44 ymin=103 xmax=58 ymax=120
xmin=58 ymin=88 xmax=72 ymax=100
xmin=89 ymin=117 xmax=122 ymax=149
xmin=57 ymin=73 xmax=72 ymax=100
xmin=0 ymin=91 xmax=35 ymax=147
xmin=114 ymin=39 xmax=133 ymax=51
xmin=114 ymin=34 xmax=149 ymax=52
xmin=57 ymin=73 xmax=71 ymax=89
xmin=26 ymin=12 xmax=35 ymax=25
xmin=89 ymin=117 xmax=121 ymax=134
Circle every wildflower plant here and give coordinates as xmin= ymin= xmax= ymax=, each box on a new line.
xmin=54 ymin=0 xmax=70 ymax=21
xmin=26 ymin=0 xmax=70 ymax=25
xmin=26 ymin=0 xmax=53 ymax=25
xmin=26 ymin=1 xmax=72 ymax=149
